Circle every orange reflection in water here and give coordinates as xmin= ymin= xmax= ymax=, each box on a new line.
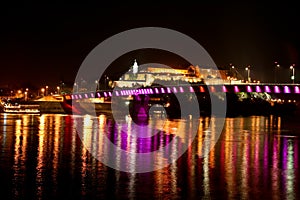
xmin=0 ymin=113 xmax=299 ymax=199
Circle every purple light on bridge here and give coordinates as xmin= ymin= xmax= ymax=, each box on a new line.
xmin=79 ymin=95 xmax=82 ymax=99
xmin=147 ymin=89 xmax=151 ymax=94
xmin=173 ymin=87 xmax=177 ymax=93
xmin=190 ymin=86 xmax=194 ymax=93
xmin=161 ymin=88 xmax=165 ymax=93
xmin=120 ymin=91 xmax=124 ymax=96
xmin=155 ymin=88 xmax=159 ymax=94
xmin=109 ymin=92 xmax=112 ymax=96
xmin=234 ymin=86 xmax=239 ymax=93
xmin=222 ymin=86 xmax=227 ymax=92
xmin=179 ymin=87 xmax=184 ymax=93
xmin=265 ymin=86 xmax=271 ymax=93
xmin=274 ymin=86 xmax=280 ymax=93
xmin=247 ymin=85 xmax=252 ymax=92
xmin=295 ymin=86 xmax=300 ymax=93
xmin=97 ymin=93 xmax=101 ymax=97
xmin=284 ymin=86 xmax=290 ymax=93
xmin=90 ymin=93 xmax=94 ymax=98
xmin=71 ymin=95 xmax=74 ymax=99
xmin=104 ymin=92 xmax=107 ymax=97
xmin=84 ymin=94 xmax=88 ymax=98
xmin=167 ymin=87 xmax=171 ymax=93
xmin=210 ymin=86 xmax=215 ymax=92
xmin=255 ymin=86 xmax=261 ymax=93
xmin=150 ymin=88 xmax=153 ymax=94
xmin=75 ymin=95 xmax=78 ymax=99
xmin=115 ymin=91 xmax=119 ymax=96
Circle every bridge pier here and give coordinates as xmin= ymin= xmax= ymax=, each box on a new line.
xmin=130 ymin=95 xmax=150 ymax=125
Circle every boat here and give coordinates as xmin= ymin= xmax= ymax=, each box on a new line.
xmin=2 ymin=103 xmax=40 ymax=114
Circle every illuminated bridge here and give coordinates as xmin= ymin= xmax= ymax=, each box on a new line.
xmin=64 ymin=83 xmax=300 ymax=100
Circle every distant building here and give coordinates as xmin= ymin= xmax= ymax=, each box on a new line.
xmin=113 ymin=60 xmax=230 ymax=88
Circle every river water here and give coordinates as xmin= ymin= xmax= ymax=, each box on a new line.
xmin=0 ymin=113 xmax=299 ymax=199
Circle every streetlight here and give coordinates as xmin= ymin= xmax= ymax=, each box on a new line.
xmin=24 ymin=91 xmax=28 ymax=101
xmin=95 ymin=80 xmax=99 ymax=91
xmin=245 ymin=66 xmax=250 ymax=82
xmin=74 ymin=82 xmax=79 ymax=93
xmin=274 ymin=62 xmax=280 ymax=83
xmin=41 ymin=88 xmax=45 ymax=96
xmin=290 ymin=64 xmax=295 ymax=84
xmin=45 ymin=86 xmax=48 ymax=96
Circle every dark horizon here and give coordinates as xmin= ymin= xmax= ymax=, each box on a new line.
xmin=0 ymin=3 xmax=299 ymax=87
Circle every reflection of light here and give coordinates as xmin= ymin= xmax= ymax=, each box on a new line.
xmin=284 ymin=138 xmax=295 ymax=199
xmin=224 ymin=117 xmax=237 ymax=199
xmin=36 ymin=115 xmax=46 ymax=198
xmin=52 ymin=115 xmax=61 ymax=185
xmin=203 ymin=155 xmax=210 ymax=197
xmin=272 ymin=136 xmax=280 ymax=198
xmin=2 ymin=114 xmax=7 ymax=143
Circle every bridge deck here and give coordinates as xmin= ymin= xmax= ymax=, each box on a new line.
xmin=64 ymin=84 xmax=300 ymax=100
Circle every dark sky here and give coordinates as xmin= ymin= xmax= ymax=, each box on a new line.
xmin=0 ymin=3 xmax=299 ymax=87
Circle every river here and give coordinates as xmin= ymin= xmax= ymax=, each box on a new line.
xmin=0 ymin=113 xmax=299 ymax=199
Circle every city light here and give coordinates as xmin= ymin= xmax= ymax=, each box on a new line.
xmin=245 ymin=66 xmax=250 ymax=82
xmin=290 ymin=64 xmax=295 ymax=84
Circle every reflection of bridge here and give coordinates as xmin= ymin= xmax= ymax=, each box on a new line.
xmin=64 ymin=84 xmax=300 ymax=100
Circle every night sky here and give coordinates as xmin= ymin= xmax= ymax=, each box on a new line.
xmin=0 ymin=3 xmax=299 ymax=88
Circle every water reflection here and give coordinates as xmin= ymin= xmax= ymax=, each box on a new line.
xmin=0 ymin=113 xmax=299 ymax=199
